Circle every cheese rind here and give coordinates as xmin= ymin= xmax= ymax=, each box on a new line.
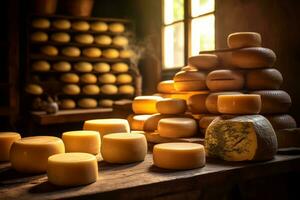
xmin=71 ymin=21 xmax=90 ymax=31
xmin=157 ymin=80 xmax=176 ymax=94
xmin=91 ymin=21 xmax=108 ymax=32
xmin=246 ymin=68 xmax=283 ymax=90
xmin=174 ymin=71 xmax=207 ymax=91
xmin=199 ymin=115 xmax=219 ymax=129
xmin=187 ymin=93 xmax=209 ymax=114
xmin=0 ymin=132 xmax=21 ymax=161
xmin=82 ymin=47 xmax=101 ymax=58
xmin=275 ymin=128 xmax=300 ymax=148
xmin=61 ymin=46 xmax=81 ymax=57
xmin=128 ymin=114 xmax=152 ymax=130
xmin=265 ymin=114 xmax=297 ymax=130
xmin=227 ymin=32 xmax=262 ymax=48
xmin=132 ymin=96 xmax=163 ymax=114
xmin=156 ymin=98 xmax=187 ymax=114
xmin=78 ymin=98 xmax=98 ymax=108
xmin=188 ymin=54 xmax=218 ymax=70
xmin=158 ymin=118 xmax=197 ymax=138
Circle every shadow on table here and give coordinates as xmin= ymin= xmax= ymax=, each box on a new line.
xmin=29 ymin=181 xmax=83 ymax=194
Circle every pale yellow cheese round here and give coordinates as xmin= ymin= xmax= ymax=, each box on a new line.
xmin=108 ymin=23 xmax=125 ymax=33
xmin=93 ymin=62 xmax=110 ymax=73
xmin=74 ymin=34 xmax=94 ymax=44
xmin=31 ymin=32 xmax=48 ymax=42
xmin=60 ymin=73 xmax=80 ymax=83
xmin=51 ymin=32 xmax=70 ymax=43
xmin=60 ymin=99 xmax=76 ymax=109
xmin=52 ymin=19 xmax=71 ymax=30
xmin=90 ymin=21 xmax=108 ymax=32
xmin=61 ymin=46 xmax=81 ymax=57
xmin=78 ymin=98 xmax=98 ymax=108
xmin=53 ymin=61 xmax=71 ymax=72
xmin=32 ymin=18 xmax=50 ymax=29
xmin=102 ymin=48 xmax=119 ymax=59
xmin=157 ymin=80 xmax=176 ymax=94
xmin=132 ymin=96 xmax=163 ymax=114
xmin=116 ymin=74 xmax=133 ymax=84
xmin=74 ymin=62 xmax=93 ymax=72
xmin=101 ymin=84 xmax=118 ymax=95
xmin=111 ymin=62 xmax=129 ymax=72
xmin=128 ymin=115 xmax=152 ymax=131
xmin=98 ymin=73 xmax=116 ymax=84
xmin=25 ymin=84 xmax=43 ymax=95
xmin=153 ymin=143 xmax=205 ymax=170
xmin=10 ymin=136 xmax=65 ymax=173
xmin=62 ymin=131 xmax=100 ymax=155
xmin=156 ymin=98 xmax=187 ymax=114
xmin=99 ymin=99 xmax=114 ymax=107
xmin=101 ymin=133 xmax=147 ymax=163
xmin=158 ymin=118 xmax=197 ymax=138
xmin=80 ymin=73 xmax=97 ymax=84
xmin=118 ymin=85 xmax=135 ymax=95
xmin=94 ymin=35 xmax=112 ymax=45
xmin=47 ymin=153 xmax=98 ymax=186
xmin=0 ymin=132 xmax=21 ymax=161
xmin=32 ymin=60 xmax=51 ymax=72
xmin=41 ymin=45 xmax=58 ymax=56
xmin=82 ymin=47 xmax=101 ymax=58
xmin=112 ymin=36 xmax=129 ymax=46
xmin=71 ymin=21 xmax=90 ymax=31
xmin=62 ymin=84 xmax=80 ymax=95
xmin=119 ymin=49 xmax=134 ymax=58
xmin=227 ymin=32 xmax=262 ymax=48
xmin=82 ymin=85 xmax=100 ymax=95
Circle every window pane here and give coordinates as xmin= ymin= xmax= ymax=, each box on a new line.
xmin=191 ymin=0 xmax=214 ymax=17
xmin=163 ymin=22 xmax=184 ymax=69
xmin=164 ymin=0 xmax=184 ymax=24
xmin=191 ymin=14 xmax=215 ymax=55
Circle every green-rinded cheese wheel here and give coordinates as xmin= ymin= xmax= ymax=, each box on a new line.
xmin=108 ymin=23 xmax=125 ymax=33
xmin=41 ymin=45 xmax=58 ymax=56
xmin=82 ymin=47 xmax=101 ymax=58
xmin=52 ymin=61 xmax=71 ymax=72
xmin=74 ymin=62 xmax=93 ymax=72
xmin=94 ymin=35 xmax=112 ymax=45
xmin=61 ymin=46 xmax=81 ymax=57
xmin=32 ymin=18 xmax=50 ymax=29
xmin=62 ymin=84 xmax=80 ymax=95
xmin=188 ymin=54 xmax=218 ymax=70
xmin=93 ymin=62 xmax=110 ymax=73
xmin=102 ymin=48 xmax=119 ymax=59
xmin=60 ymin=99 xmax=76 ymax=109
xmin=71 ymin=21 xmax=90 ymax=31
xmin=78 ymin=98 xmax=98 ymax=108
xmin=118 ymin=85 xmax=135 ymax=95
xmin=116 ymin=74 xmax=132 ymax=84
xmin=90 ymin=21 xmax=108 ymax=32
xmin=51 ymin=32 xmax=70 ymax=43
xmin=112 ymin=36 xmax=129 ymax=46
xmin=32 ymin=60 xmax=50 ymax=72
xmin=265 ymin=114 xmax=297 ymax=130
xmin=111 ymin=62 xmax=129 ymax=72
xmin=227 ymin=32 xmax=262 ymax=48
xmin=74 ymin=34 xmax=94 ymax=44
xmin=31 ymin=32 xmax=48 ymax=42
xmin=98 ymin=73 xmax=116 ymax=84
xmin=82 ymin=85 xmax=100 ymax=95
xmin=25 ymin=84 xmax=43 ymax=95
xmin=80 ymin=73 xmax=97 ymax=84
xmin=101 ymin=84 xmax=118 ymax=95
xmin=52 ymin=19 xmax=71 ymax=30
xmin=60 ymin=73 xmax=80 ymax=83
xmin=246 ymin=68 xmax=283 ymax=90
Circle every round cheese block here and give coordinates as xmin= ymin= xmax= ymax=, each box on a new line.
xmin=52 ymin=61 xmax=71 ymax=72
xmin=102 ymin=48 xmax=119 ymax=59
xmin=90 ymin=21 xmax=108 ymax=32
xmin=60 ymin=99 xmax=76 ymax=109
xmin=25 ymin=84 xmax=43 ymax=95
xmin=111 ymin=62 xmax=129 ymax=72
xmin=74 ymin=34 xmax=94 ymax=44
xmin=156 ymin=98 xmax=187 ymax=114
xmin=173 ymin=71 xmax=207 ymax=91
xmin=118 ymin=85 xmax=135 ymax=95
xmin=157 ymin=80 xmax=176 ymax=94
xmin=61 ymin=46 xmax=81 ymax=57
xmin=74 ymin=62 xmax=93 ymax=72
xmin=71 ymin=21 xmax=90 ymax=31
xmin=82 ymin=85 xmax=100 ymax=95
xmin=108 ymin=23 xmax=125 ymax=33
xmin=40 ymin=45 xmax=58 ymax=56
xmin=52 ymin=19 xmax=71 ymax=30
xmin=80 ymin=73 xmax=97 ymax=84
xmin=60 ymin=73 xmax=80 ymax=83
xmin=99 ymin=99 xmax=113 ymax=107
xmin=119 ymin=49 xmax=134 ymax=58
xmin=132 ymin=96 xmax=163 ymax=114
xmin=100 ymin=84 xmax=118 ymax=95
xmin=0 ymin=132 xmax=21 ymax=161
xmin=227 ymin=32 xmax=262 ymax=48
xmin=181 ymin=65 xmax=198 ymax=71
xmin=187 ymin=93 xmax=209 ymax=114
xmin=158 ymin=118 xmax=197 ymax=138
xmin=206 ymin=70 xmax=245 ymax=91
xmin=32 ymin=60 xmax=50 ymax=72
xmin=50 ymin=32 xmax=70 ymax=43
xmin=93 ymin=62 xmax=110 ymax=73
xmin=153 ymin=143 xmax=205 ymax=170
xmin=128 ymin=115 xmax=152 ymax=131
xmin=94 ymin=35 xmax=112 ymax=45
xmin=31 ymin=31 xmax=48 ymax=42
xmin=265 ymin=114 xmax=297 ymax=130
xmin=116 ymin=74 xmax=133 ymax=84
xmin=78 ymin=98 xmax=98 ymax=108
xmin=62 ymin=84 xmax=80 ymax=95
xmin=246 ymin=68 xmax=283 ymax=90
xmin=101 ymin=133 xmax=147 ymax=163
xmin=199 ymin=115 xmax=219 ymax=129
xmin=231 ymin=47 xmax=276 ymax=68
xmin=275 ymin=128 xmax=300 ymax=148
xmin=82 ymin=47 xmax=101 ymax=58
xmin=62 ymin=131 xmax=100 ymax=155
xmin=98 ymin=73 xmax=116 ymax=84
xmin=31 ymin=18 xmax=50 ymax=29
xmin=112 ymin=36 xmax=129 ymax=46
xmin=10 ymin=136 xmax=65 ymax=173
xmin=47 ymin=153 xmax=98 ymax=186
xmin=188 ymin=54 xmax=218 ymax=70
xmin=218 ymin=94 xmax=261 ymax=114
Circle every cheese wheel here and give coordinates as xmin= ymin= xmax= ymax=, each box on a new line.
xmin=32 ymin=60 xmax=50 ymax=72
xmin=50 ymin=32 xmax=70 ymax=43
xmin=157 ymin=80 xmax=176 ymax=94
xmin=111 ymin=62 xmax=129 ymax=72
xmin=199 ymin=115 xmax=219 ymax=129
xmin=83 ymin=119 xmax=130 ymax=138
xmin=90 ymin=21 xmax=108 ymax=32
xmin=41 ymin=45 xmax=58 ymax=56
xmin=118 ymin=85 xmax=135 ymax=95
xmin=102 ymin=48 xmax=119 ymax=59
xmin=144 ymin=131 xmax=203 ymax=144
xmin=174 ymin=71 xmax=207 ymax=91
xmin=80 ymin=73 xmax=97 ymax=84
xmin=275 ymin=128 xmax=300 ymax=148
xmin=119 ymin=49 xmax=134 ymax=58
xmin=158 ymin=118 xmax=197 ymax=138
xmin=153 ymin=143 xmax=205 ymax=170
xmin=31 ymin=31 xmax=48 ymax=42
xmin=53 ymin=61 xmax=71 ymax=72
xmin=62 ymin=131 xmax=100 ymax=154
xmin=52 ymin=19 xmax=71 ymax=30
xmin=101 ymin=133 xmax=147 ymax=163
xmin=265 ymin=114 xmax=297 ymax=130
xmin=187 ymin=93 xmax=209 ymax=114
xmin=206 ymin=70 xmax=245 ymax=91
xmin=170 ymin=91 xmax=210 ymax=101
xmin=231 ymin=47 xmax=276 ymax=68
xmin=218 ymin=94 xmax=261 ymax=114
xmin=181 ymin=65 xmax=198 ymax=71
xmin=112 ymin=36 xmax=129 ymax=46
xmin=10 ymin=136 xmax=65 ymax=173
xmin=78 ymin=98 xmax=98 ymax=108
xmin=101 ymin=84 xmax=118 ymax=95
xmin=0 ymin=132 xmax=21 ymax=161
xmin=82 ymin=85 xmax=100 ymax=95
xmin=116 ymin=74 xmax=132 ymax=84
xmin=60 ymin=73 xmax=80 ymax=83
xmin=98 ymin=73 xmax=116 ymax=84
xmin=188 ymin=54 xmax=218 ymax=70
xmin=93 ymin=62 xmax=110 ymax=73
xmin=227 ymin=32 xmax=262 ymax=48
xmin=74 ymin=34 xmax=94 ymax=44
xmin=249 ymin=90 xmax=292 ymax=114
xmin=94 ymin=35 xmax=112 ymax=45
xmin=246 ymin=68 xmax=283 ymax=90
xmin=205 ymin=115 xmax=278 ymax=161
xmin=132 ymin=96 xmax=163 ymax=114
xmin=62 ymin=84 xmax=80 ymax=95
xmin=156 ymin=98 xmax=187 ymax=114
xmin=60 ymin=99 xmax=76 ymax=109
xmin=61 ymin=46 xmax=81 ymax=57
xmin=47 ymin=153 xmax=98 ymax=186
xmin=82 ymin=47 xmax=101 ymax=58
xmin=31 ymin=18 xmax=50 ymax=29
xmin=25 ymin=84 xmax=43 ymax=95
xmin=99 ymin=99 xmax=113 ymax=107
xmin=74 ymin=62 xmax=93 ymax=72
xmin=205 ymin=92 xmax=243 ymax=114
xmin=128 ymin=115 xmax=152 ymax=130
xmin=71 ymin=21 xmax=90 ymax=31
xmin=108 ymin=23 xmax=125 ymax=33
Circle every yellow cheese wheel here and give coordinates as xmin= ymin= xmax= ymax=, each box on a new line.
xmin=98 ymin=73 xmax=116 ymax=84
xmin=118 ymin=85 xmax=135 ymax=95
xmin=50 ymin=32 xmax=70 ymax=43
xmin=112 ymin=36 xmax=129 ymax=46
xmin=101 ymin=84 xmax=118 ymax=95
xmin=246 ymin=68 xmax=283 ymax=90
xmin=94 ymin=35 xmax=112 ymax=45
xmin=218 ymin=94 xmax=261 ymax=114
xmin=52 ymin=61 xmax=71 ymax=72
xmin=157 ymin=80 xmax=176 ymax=94
xmin=116 ymin=74 xmax=133 ymax=84
xmin=60 ymin=73 xmax=80 ymax=83
xmin=128 ymin=115 xmax=152 ymax=130
xmin=153 ymin=143 xmax=205 ymax=170
xmin=0 ymin=132 xmax=21 ymax=161
xmin=181 ymin=65 xmax=198 ymax=71
xmin=32 ymin=60 xmax=50 ymax=72
xmin=71 ymin=21 xmax=90 ymax=31
xmin=188 ymin=54 xmax=218 ymax=70
xmin=32 ymin=18 xmax=50 ymax=29
xmin=156 ymin=98 xmax=187 ymax=114
xmin=82 ymin=85 xmax=100 ymax=95
xmin=111 ymin=62 xmax=129 ymax=72
xmin=101 ymin=133 xmax=147 ymax=163
xmin=90 ymin=21 xmax=108 ymax=32
xmin=108 ymin=23 xmax=125 ymax=33
xmin=102 ymin=48 xmax=119 ymax=59
xmin=25 ymin=84 xmax=43 ymax=95
xmin=275 ymin=128 xmax=300 ymax=148
xmin=74 ymin=34 xmax=94 ymax=44
xmin=132 ymin=96 xmax=163 ymax=114
xmin=31 ymin=31 xmax=48 ymax=42
xmin=227 ymin=32 xmax=262 ymax=48
xmin=173 ymin=71 xmax=207 ymax=91
xmin=82 ymin=47 xmax=101 ymax=58
xmin=158 ymin=118 xmax=197 ymax=138
xmin=60 ymin=99 xmax=76 ymax=109
xmin=40 ymin=45 xmax=58 ymax=56
xmin=199 ymin=115 xmax=219 ymax=129
xmin=52 ymin=19 xmax=71 ymax=30
xmin=62 ymin=84 xmax=80 ymax=95
xmin=99 ymin=99 xmax=114 ymax=107
xmin=61 ymin=46 xmax=81 ymax=57
xmin=62 ymin=130 xmax=100 ymax=154
xmin=93 ymin=62 xmax=110 ymax=73
xmin=74 ymin=62 xmax=93 ymax=72
xmin=265 ymin=114 xmax=297 ymax=130
xmin=187 ymin=93 xmax=209 ymax=114
xmin=119 ymin=49 xmax=134 ymax=58
xmin=80 ymin=73 xmax=97 ymax=84
xmin=47 ymin=153 xmax=98 ymax=186
xmin=78 ymin=98 xmax=98 ymax=108
xmin=206 ymin=70 xmax=245 ymax=91
xmin=10 ymin=136 xmax=65 ymax=173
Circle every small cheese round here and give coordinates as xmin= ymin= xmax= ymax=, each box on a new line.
xmin=62 ymin=84 xmax=80 ymax=95
xmin=119 ymin=49 xmax=134 ymax=58
xmin=32 ymin=60 xmax=50 ymax=72
xmin=187 ymin=93 xmax=209 ymax=114
xmin=71 ymin=21 xmax=90 ymax=31
xmin=40 ymin=45 xmax=58 ymax=56
xmin=128 ymin=115 xmax=152 ymax=130
xmin=157 ymin=80 xmax=176 ymax=94
xmin=111 ymin=62 xmax=129 ymax=72
xmin=174 ymin=71 xmax=207 ymax=91
xmin=265 ymin=114 xmax=297 ymax=130
xmin=93 ymin=62 xmax=110 ymax=73
xmin=90 ymin=21 xmax=108 ymax=32
xmin=50 ymin=32 xmax=70 ymax=43
xmin=101 ymin=84 xmax=118 ymax=95
xmin=217 ymin=94 xmax=261 ymax=114
xmin=52 ymin=19 xmax=71 ymax=30
xmin=25 ymin=84 xmax=43 ymax=95
xmin=246 ymin=68 xmax=283 ymax=90
xmin=74 ymin=62 xmax=93 ymax=72
xmin=188 ymin=54 xmax=218 ymax=70
xmin=47 ymin=153 xmax=98 ymax=186
xmin=181 ymin=65 xmax=198 ymax=71
xmin=112 ymin=36 xmax=129 ymax=46
xmin=10 ymin=136 xmax=65 ymax=173
xmin=153 ymin=143 xmax=205 ymax=170
xmin=99 ymin=99 xmax=113 ymax=107
xmin=62 ymin=131 xmax=100 ymax=154
xmin=108 ymin=23 xmax=125 ymax=33
xmin=98 ymin=73 xmax=116 ymax=84
xmin=60 ymin=99 xmax=76 ymax=109
xmin=275 ymin=129 xmax=300 ymax=148
xmin=94 ymin=35 xmax=112 ymax=45
xmin=158 ymin=118 xmax=197 ymax=138
xmin=52 ymin=61 xmax=71 ymax=72
xmin=116 ymin=74 xmax=133 ymax=84
xmin=31 ymin=32 xmax=48 ymax=42
xmin=118 ymin=85 xmax=135 ymax=95
xmin=156 ymin=98 xmax=187 ymax=114
xmin=227 ymin=32 xmax=262 ymax=48
xmin=61 ymin=46 xmax=81 ymax=57
xmin=82 ymin=85 xmax=100 ymax=95
xmin=80 ymin=73 xmax=97 ymax=84
xmin=132 ymin=96 xmax=163 ymax=114
xmin=78 ymin=98 xmax=98 ymax=108
xmin=199 ymin=115 xmax=220 ymax=129
xmin=102 ymin=48 xmax=119 ymax=59
xmin=74 ymin=34 xmax=94 ymax=44
xmin=60 ymin=73 xmax=80 ymax=83
xmin=0 ymin=132 xmax=21 ymax=161
xmin=82 ymin=47 xmax=101 ymax=58
xmin=32 ymin=18 xmax=50 ymax=29
xmin=101 ymin=133 xmax=147 ymax=163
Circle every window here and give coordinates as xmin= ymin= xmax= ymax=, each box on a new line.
xmin=162 ymin=0 xmax=215 ymax=69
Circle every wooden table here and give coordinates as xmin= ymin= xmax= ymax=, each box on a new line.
xmin=0 ymin=153 xmax=299 ymax=200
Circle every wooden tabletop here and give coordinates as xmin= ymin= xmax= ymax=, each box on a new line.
xmin=0 ymin=153 xmax=300 ymax=200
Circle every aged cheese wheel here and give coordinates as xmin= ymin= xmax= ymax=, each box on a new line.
xmin=153 ymin=143 xmax=205 ymax=170
xmin=94 ymin=35 xmax=112 ymax=45
xmin=181 ymin=65 xmax=198 ymax=71
xmin=62 ymin=84 xmax=80 ymax=95
xmin=116 ymin=74 xmax=132 ymax=84
xmin=98 ymin=73 xmax=116 ymax=84
xmin=102 ymin=48 xmax=119 ymax=59
xmin=41 ymin=45 xmax=58 ymax=56
xmin=74 ymin=34 xmax=94 ymax=44
xmin=82 ymin=85 xmax=100 ymax=95
xmin=199 ymin=115 xmax=219 ymax=129
xmin=112 ymin=62 xmax=129 ymax=72
xmin=231 ymin=47 xmax=276 ymax=68
xmin=71 ymin=21 xmax=90 ymax=31
xmin=265 ymin=114 xmax=297 ymax=130
xmin=156 ymin=98 xmax=187 ymax=114
xmin=108 ymin=23 xmax=125 ymax=33
xmin=119 ymin=49 xmax=134 ymax=58
xmin=157 ymin=80 xmax=176 ymax=94
xmin=188 ymin=54 xmax=218 ymax=70
xmin=62 ymin=130 xmax=100 ymax=154
xmin=32 ymin=60 xmax=50 ymax=72
xmin=205 ymin=92 xmax=243 ymax=114
xmin=80 ymin=73 xmax=97 ymax=84
xmin=78 ymin=98 xmax=98 ymax=108
xmin=52 ymin=61 xmax=71 ymax=72
xmin=91 ymin=21 xmax=108 ymax=32
xmin=112 ymin=36 xmax=129 ymax=46
xmin=118 ymin=85 xmax=135 ymax=95
xmin=158 ymin=118 xmax=197 ymax=138
xmin=60 ymin=73 xmax=80 ymax=83
xmin=31 ymin=18 xmax=50 ymax=29
xmin=174 ymin=71 xmax=207 ymax=91
xmin=74 ymin=62 xmax=93 ymax=72
xmin=218 ymin=94 xmax=261 ymax=114
xmin=61 ymin=46 xmax=81 ymax=57
xmin=31 ymin=31 xmax=48 ymax=42
xmin=99 ymin=99 xmax=113 ymax=107
xmin=227 ymin=32 xmax=262 ymax=48
xmin=246 ymin=68 xmax=283 ymax=90
xmin=52 ymin=19 xmax=71 ymax=30
xmin=128 ymin=114 xmax=152 ymax=130
xmin=170 ymin=91 xmax=209 ymax=101
xmin=275 ymin=128 xmax=300 ymax=148
xmin=249 ymin=90 xmax=292 ymax=114
xmin=50 ymin=32 xmax=70 ymax=43
xmin=60 ymin=99 xmax=76 ymax=109
xmin=132 ymin=96 xmax=163 ymax=114
xmin=93 ymin=62 xmax=110 ymax=73
xmin=206 ymin=70 xmax=245 ymax=92
xmin=25 ymin=84 xmax=43 ymax=95
xmin=47 ymin=153 xmax=98 ymax=186
xmin=187 ymin=93 xmax=209 ymax=114
xmin=205 ymin=115 xmax=278 ymax=161
xmin=144 ymin=131 xmax=203 ymax=144
xmin=10 ymin=136 xmax=65 ymax=173
xmin=0 ymin=132 xmax=21 ymax=161
xmin=82 ymin=47 xmax=101 ymax=58
xmin=101 ymin=84 xmax=118 ymax=95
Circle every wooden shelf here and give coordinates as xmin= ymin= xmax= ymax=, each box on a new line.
xmin=30 ymin=68 xmax=135 ymax=75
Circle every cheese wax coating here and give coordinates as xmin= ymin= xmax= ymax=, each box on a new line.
xmin=0 ymin=132 xmax=21 ymax=161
